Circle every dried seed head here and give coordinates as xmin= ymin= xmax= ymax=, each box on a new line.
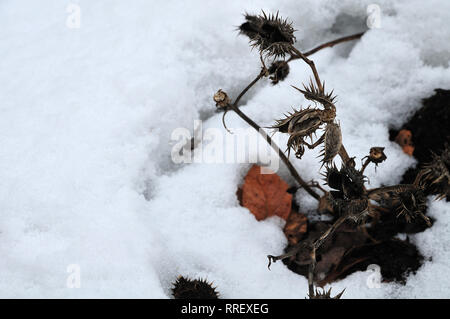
xmin=341 ymin=164 xmax=366 ymax=199
xmin=393 ymin=188 xmax=430 ymax=226
xmin=171 ymin=276 xmax=219 ymax=299
xmin=272 ymin=107 xmax=321 ymax=134
xmin=309 ymin=287 xmax=345 ymax=299
xmin=239 ymin=11 xmax=296 ymax=58
xmin=272 ymin=107 xmax=324 ymax=158
xmin=213 ymin=89 xmax=231 ymax=109
xmin=323 ymin=164 xmax=342 ymax=190
xmin=268 ymin=60 xmax=290 ymax=85
xmin=324 ymin=163 xmax=367 ymax=222
xmin=293 ymin=80 xmax=337 ymax=111
xmin=320 ymin=122 xmax=342 ymax=166
xmin=418 ymin=144 xmax=450 ymax=200
xmin=369 ymin=147 xmax=387 ymax=164
xmin=325 ymin=163 xmax=366 ymax=199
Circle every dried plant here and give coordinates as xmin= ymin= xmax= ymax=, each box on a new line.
xmin=172 ymin=276 xmax=219 ymax=299
xmin=239 ymin=11 xmax=296 ymax=59
xmin=309 ymin=287 xmax=345 ymax=299
xmin=416 ymin=144 xmax=450 ymax=200
xmin=214 ymin=10 xmax=440 ymax=298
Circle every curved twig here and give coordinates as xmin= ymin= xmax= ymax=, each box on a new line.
xmin=367 ymin=184 xmax=418 ymax=198
xmin=303 ymin=32 xmax=364 ymax=57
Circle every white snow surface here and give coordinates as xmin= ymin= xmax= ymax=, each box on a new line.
xmin=0 ymin=0 xmax=449 ymax=298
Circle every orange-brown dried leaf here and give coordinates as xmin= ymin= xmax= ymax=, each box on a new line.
xmin=284 ymin=211 xmax=308 ymax=245
xmin=395 ymin=129 xmax=414 ymax=156
xmin=241 ymin=165 xmax=292 ymax=221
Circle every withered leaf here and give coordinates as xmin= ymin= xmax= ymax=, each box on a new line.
xmin=241 ymin=165 xmax=292 ymax=221
xmin=284 ymin=211 xmax=308 ymax=245
xmin=395 ymin=129 xmax=414 ymax=156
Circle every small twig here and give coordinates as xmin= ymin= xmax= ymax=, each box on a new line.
xmin=308 ymin=180 xmax=327 ymax=194
xmin=288 ymin=46 xmax=323 ymax=93
xmin=302 ymin=32 xmax=365 ymax=57
xmin=267 ymin=241 xmax=312 ymax=269
xmin=338 ymin=145 xmax=352 ymax=166
xmin=360 ymin=158 xmax=371 ymax=174
xmin=221 ymin=108 xmax=233 ymax=134
xmin=232 ymin=71 xmax=265 ymax=108
xmin=367 ymin=184 xmax=417 ymax=198
xmin=287 ymin=32 xmax=365 ymax=63
xmin=312 ymin=215 xmax=348 ymax=251
xmin=308 ymin=261 xmax=315 ymax=297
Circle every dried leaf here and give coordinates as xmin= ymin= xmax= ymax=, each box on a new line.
xmin=395 ymin=129 xmax=414 ymax=156
xmin=284 ymin=211 xmax=307 ymax=245
xmin=241 ymin=165 xmax=292 ymax=221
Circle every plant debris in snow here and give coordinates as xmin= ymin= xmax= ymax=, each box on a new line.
xmin=391 ymin=88 xmax=450 ymax=201
xmin=171 ymin=276 xmax=219 ymax=299
xmin=217 ymin=10 xmax=449 ymax=298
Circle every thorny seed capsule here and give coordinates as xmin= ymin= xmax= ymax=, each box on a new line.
xmin=171 ymin=276 xmax=219 ymax=299
xmin=239 ymin=11 xmax=296 ymax=58
xmin=418 ymin=144 xmax=450 ymax=200
xmin=309 ymin=287 xmax=345 ymax=299
xmin=393 ymin=188 xmax=430 ymax=226
xmin=293 ymin=80 xmax=337 ymax=111
xmin=321 ymin=122 xmax=342 ymax=166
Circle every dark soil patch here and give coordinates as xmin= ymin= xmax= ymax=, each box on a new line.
xmin=321 ymin=238 xmax=423 ymax=285
xmin=390 ymin=88 xmax=450 ymax=188
xmin=282 ymin=217 xmax=424 ymax=287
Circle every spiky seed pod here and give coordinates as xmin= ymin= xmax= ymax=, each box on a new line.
xmin=171 ymin=276 xmax=219 ymax=299
xmin=324 ymin=163 xmax=366 ymax=200
xmin=341 ymin=164 xmax=366 ymax=199
xmin=323 ymin=164 xmax=343 ymax=190
xmin=238 ymin=11 xmax=295 ymax=58
xmin=308 ymin=287 xmax=345 ymax=299
xmin=213 ymin=89 xmax=231 ymax=109
xmin=393 ymin=188 xmax=430 ymax=226
xmin=268 ymin=60 xmax=290 ymax=85
xmin=320 ymin=122 xmax=342 ymax=166
xmin=292 ymin=80 xmax=337 ymax=111
xmin=272 ymin=107 xmax=321 ymax=134
xmin=271 ymin=107 xmax=325 ymax=158
xmin=418 ymin=145 xmax=450 ymax=200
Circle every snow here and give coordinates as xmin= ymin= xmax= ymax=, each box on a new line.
xmin=0 ymin=0 xmax=449 ymax=298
